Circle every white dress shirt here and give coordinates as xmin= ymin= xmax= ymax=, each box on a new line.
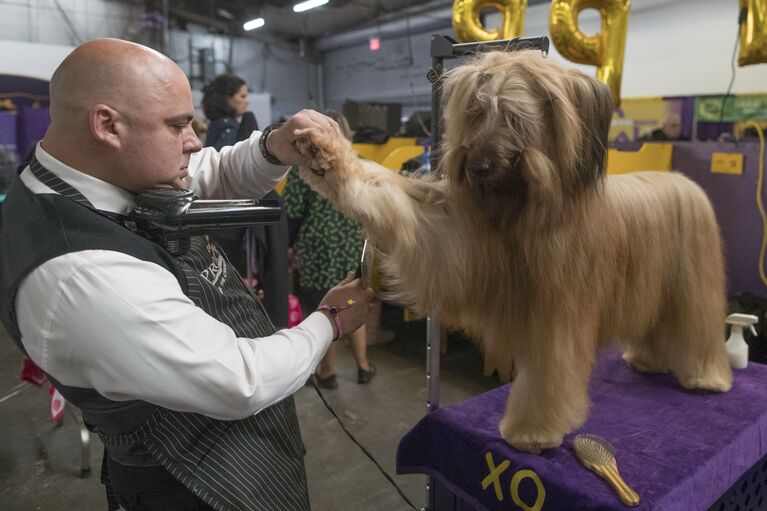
xmin=15 ymin=133 xmax=333 ymax=421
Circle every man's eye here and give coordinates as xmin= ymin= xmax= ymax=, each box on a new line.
xmin=174 ymin=124 xmax=186 ymax=132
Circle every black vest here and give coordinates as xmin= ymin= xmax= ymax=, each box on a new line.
xmin=0 ymin=170 xmax=310 ymax=511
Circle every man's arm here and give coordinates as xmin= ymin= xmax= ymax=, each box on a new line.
xmin=187 ymin=109 xmax=343 ymax=200
xmin=187 ymin=130 xmax=286 ymax=200
xmin=16 ymin=250 xmax=334 ymax=420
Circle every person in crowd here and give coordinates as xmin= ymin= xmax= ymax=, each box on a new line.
xmin=202 ymin=74 xmax=290 ymax=327
xmin=284 ymin=109 xmax=376 ymax=389
xmin=649 ymin=112 xmax=684 ymax=140
xmin=0 ymin=38 xmax=373 ymax=511
xmin=202 ymin=74 xmax=258 ymax=150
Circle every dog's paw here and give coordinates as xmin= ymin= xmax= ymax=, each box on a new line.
xmin=499 ymin=418 xmax=564 ymax=454
xmin=293 ymin=137 xmax=313 ymax=159
xmin=293 ymin=128 xmax=339 ymax=173
xmin=679 ymin=372 xmax=732 ymax=393
xmin=622 ymin=351 xmax=667 ymax=374
xmin=503 ymin=431 xmax=564 ymax=454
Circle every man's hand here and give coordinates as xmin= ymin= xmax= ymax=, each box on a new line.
xmin=267 ymin=110 xmax=343 ymax=166
xmin=317 ymin=271 xmax=374 ymax=340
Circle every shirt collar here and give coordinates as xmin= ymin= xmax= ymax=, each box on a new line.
xmin=34 ymin=143 xmax=136 ymax=216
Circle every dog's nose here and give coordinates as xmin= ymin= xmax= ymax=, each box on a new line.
xmin=468 ymin=157 xmax=492 ymax=177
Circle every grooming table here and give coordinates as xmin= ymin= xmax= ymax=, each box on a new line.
xmin=397 ymin=351 xmax=767 ymax=510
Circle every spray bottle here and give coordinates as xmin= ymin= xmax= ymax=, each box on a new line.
xmin=725 ymin=313 xmax=759 ymax=369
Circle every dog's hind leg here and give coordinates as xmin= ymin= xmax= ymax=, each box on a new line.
xmin=665 ymin=199 xmax=731 ymax=393
xmin=622 ymin=329 xmax=670 ymax=374
xmin=622 ymin=279 xmax=731 ymax=392
xmin=639 ymin=310 xmax=731 ymax=393
xmin=623 ymin=180 xmax=731 ymax=392
xmin=665 ymin=297 xmax=732 ymax=393
xmin=499 ymin=316 xmax=597 ymax=453
xmin=642 ymin=264 xmax=732 ymax=392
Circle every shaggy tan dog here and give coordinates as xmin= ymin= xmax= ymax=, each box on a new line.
xmin=294 ymin=50 xmax=732 ymax=453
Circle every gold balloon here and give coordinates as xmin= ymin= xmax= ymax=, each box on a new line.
xmin=739 ymin=0 xmax=767 ymax=66
xmin=452 ymin=0 xmax=527 ymax=43
xmin=549 ymin=0 xmax=631 ymax=106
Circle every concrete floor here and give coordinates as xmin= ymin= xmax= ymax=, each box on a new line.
xmin=0 ymin=306 xmax=498 ymax=511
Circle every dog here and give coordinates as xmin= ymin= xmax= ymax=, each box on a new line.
xmin=293 ymin=50 xmax=732 ymax=453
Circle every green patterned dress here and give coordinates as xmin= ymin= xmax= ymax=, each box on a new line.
xmin=284 ymin=167 xmax=365 ymax=296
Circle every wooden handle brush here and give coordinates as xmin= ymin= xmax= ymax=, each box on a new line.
xmin=573 ymin=434 xmax=640 ymax=507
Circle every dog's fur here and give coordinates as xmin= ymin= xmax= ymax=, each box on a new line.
xmin=295 ymin=51 xmax=732 ymax=453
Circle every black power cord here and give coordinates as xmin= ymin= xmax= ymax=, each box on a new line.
xmin=311 ymin=379 xmax=421 ymax=510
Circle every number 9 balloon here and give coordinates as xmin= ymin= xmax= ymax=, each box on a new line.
xmin=452 ymin=0 xmax=528 ymax=42
xmin=739 ymin=0 xmax=767 ymax=66
xmin=549 ymin=0 xmax=631 ymax=106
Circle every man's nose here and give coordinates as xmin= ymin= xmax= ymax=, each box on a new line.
xmin=185 ymin=133 xmax=203 ymax=153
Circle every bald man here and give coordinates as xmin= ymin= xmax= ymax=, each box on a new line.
xmin=0 ymin=39 xmax=372 ymax=511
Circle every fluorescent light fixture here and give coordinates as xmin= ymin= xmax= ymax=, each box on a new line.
xmin=243 ymin=17 xmax=265 ymax=31
xmin=293 ymin=0 xmax=329 ymax=13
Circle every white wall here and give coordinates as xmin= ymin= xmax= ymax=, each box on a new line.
xmin=0 ymin=41 xmax=74 ymax=80
xmin=167 ymin=27 xmax=320 ymax=121
xmin=530 ymin=0 xmax=766 ymax=97
xmin=320 ymin=0 xmax=766 ymax=114
xmin=0 ymin=1 xmax=135 ymax=80
xmin=0 ymin=0 xmax=138 ymax=45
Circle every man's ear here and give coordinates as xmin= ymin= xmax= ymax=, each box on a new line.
xmin=89 ymin=104 xmax=122 ymax=148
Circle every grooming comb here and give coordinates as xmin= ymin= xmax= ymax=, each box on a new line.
xmin=573 ymin=434 xmax=640 ymax=507
xmin=359 ymin=239 xmax=371 ymax=288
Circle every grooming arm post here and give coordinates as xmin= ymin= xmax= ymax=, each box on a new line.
xmin=425 ymin=46 xmax=445 ymax=511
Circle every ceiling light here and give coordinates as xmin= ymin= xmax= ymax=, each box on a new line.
xmin=293 ymin=0 xmax=329 ymax=13
xmin=243 ymin=17 xmax=265 ymax=31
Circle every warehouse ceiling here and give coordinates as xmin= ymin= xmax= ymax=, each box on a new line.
xmin=166 ymin=0 xmax=444 ymax=41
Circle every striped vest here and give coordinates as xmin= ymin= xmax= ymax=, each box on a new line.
xmin=0 ymin=160 xmax=310 ymax=511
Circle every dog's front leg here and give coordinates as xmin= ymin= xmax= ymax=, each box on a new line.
xmin=293 ymin=127 xmax=429 ymax=249
xmin=499 ymin=317 xmax=597 ymax=453
xmin=293 ymin=127 xmax=362 ymax=203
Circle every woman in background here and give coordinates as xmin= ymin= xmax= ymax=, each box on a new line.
xmin=284 ymin=110 xmax=376 ymax=389
xmin=202 ymin=74 xmax=290 ymax=327
xmin=202 ymin=74 xmax=258 ymax=150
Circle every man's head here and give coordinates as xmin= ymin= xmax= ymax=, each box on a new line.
xmin=44 ymin=38 xmax=202 ymax=192
xmin=662 ymin=113 xmax=682 ymax=140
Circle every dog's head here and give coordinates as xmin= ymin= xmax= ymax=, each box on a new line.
xmin=439 ymin=50 xmax=613 ymax=228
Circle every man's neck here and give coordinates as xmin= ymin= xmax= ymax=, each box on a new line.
xmin=41 ymin=136 xmax=108 ymax=182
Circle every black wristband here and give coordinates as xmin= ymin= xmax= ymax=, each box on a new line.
xmin=259 ymin=124 xmax=284 ymax=165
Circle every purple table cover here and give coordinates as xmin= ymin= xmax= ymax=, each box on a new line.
xmin=397 ymin=351 xmax=767 ymax=511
